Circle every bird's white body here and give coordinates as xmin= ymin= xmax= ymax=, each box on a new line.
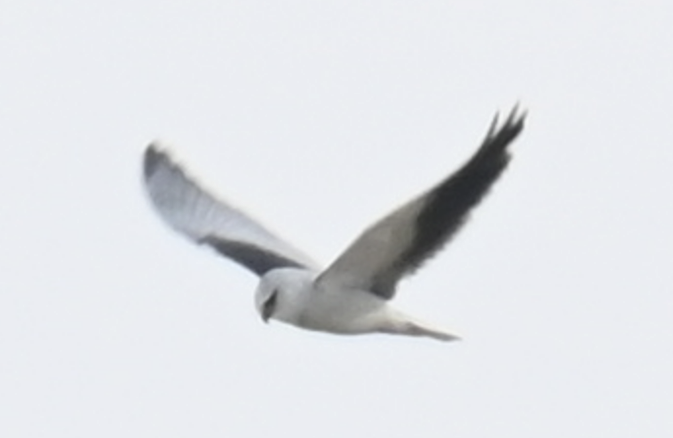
xmin=143 ymin=108 xmax=525 ymax=342
xmin=256 ymin=268 xmax=456 ymax=340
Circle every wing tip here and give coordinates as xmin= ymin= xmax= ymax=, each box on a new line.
xmin=479 ymin=104 xmax=527 ymax=158
xmin=488 ymin=105 xmax=526 ymax=138
xmin=504 ymin=103 xmax=527 ymax=130
xmin=143 ymin=141 xmax=173 ymax=179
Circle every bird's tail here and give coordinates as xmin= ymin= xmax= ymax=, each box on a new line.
xmin=405 ymin=320 xmax=461 ymax=342
xmin=382 ymin=309 xmax=461 ymax=342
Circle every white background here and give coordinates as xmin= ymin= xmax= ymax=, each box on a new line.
xmin=1 ymin=1 xmax=672 ymax=437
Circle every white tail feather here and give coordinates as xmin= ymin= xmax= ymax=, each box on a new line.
xmin=380 ymin=310 xmax=461 ymax=342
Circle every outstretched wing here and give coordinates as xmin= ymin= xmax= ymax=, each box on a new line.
xmin=143 ymin=144 xmax=316 ymax=276
xmin=316 ymin=108 xmax=526 ymax=299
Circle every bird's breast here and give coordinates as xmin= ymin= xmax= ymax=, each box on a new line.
xmin=292 ymin=286 xmax=387 ymax=334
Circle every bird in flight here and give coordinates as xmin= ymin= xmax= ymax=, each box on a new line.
xmin=143 ymin=108 xmax=525 ymax=341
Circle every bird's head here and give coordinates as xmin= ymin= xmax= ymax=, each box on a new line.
xmin=254 ymin=268 xmax=314 ymax=325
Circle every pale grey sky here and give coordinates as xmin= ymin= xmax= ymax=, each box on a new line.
xmin=1 ymin=1 xmax=672 ymax=437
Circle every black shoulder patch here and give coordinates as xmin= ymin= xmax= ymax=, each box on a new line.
xmin=201 ymin=236 xmax=306 ymax=276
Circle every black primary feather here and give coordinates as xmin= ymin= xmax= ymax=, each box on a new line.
xmin=370 ymin=108 xmax=526 ymax=298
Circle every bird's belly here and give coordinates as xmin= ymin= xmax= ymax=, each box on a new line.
xmin=294 ymin=290 xmax=386 ymax=334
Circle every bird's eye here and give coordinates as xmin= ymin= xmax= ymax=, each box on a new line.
xmin=262 ymin=290 xmax=278 ymax=322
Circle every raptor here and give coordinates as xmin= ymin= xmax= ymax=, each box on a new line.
xmin=143 ymin=108 xmax=526 ymax=341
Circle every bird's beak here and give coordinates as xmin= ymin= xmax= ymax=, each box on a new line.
xmin=262 ymin=307 xmax=272 ymax=324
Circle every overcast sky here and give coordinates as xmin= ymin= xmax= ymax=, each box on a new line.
xmin=1 ymin=1 xmax=672 ymax=437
